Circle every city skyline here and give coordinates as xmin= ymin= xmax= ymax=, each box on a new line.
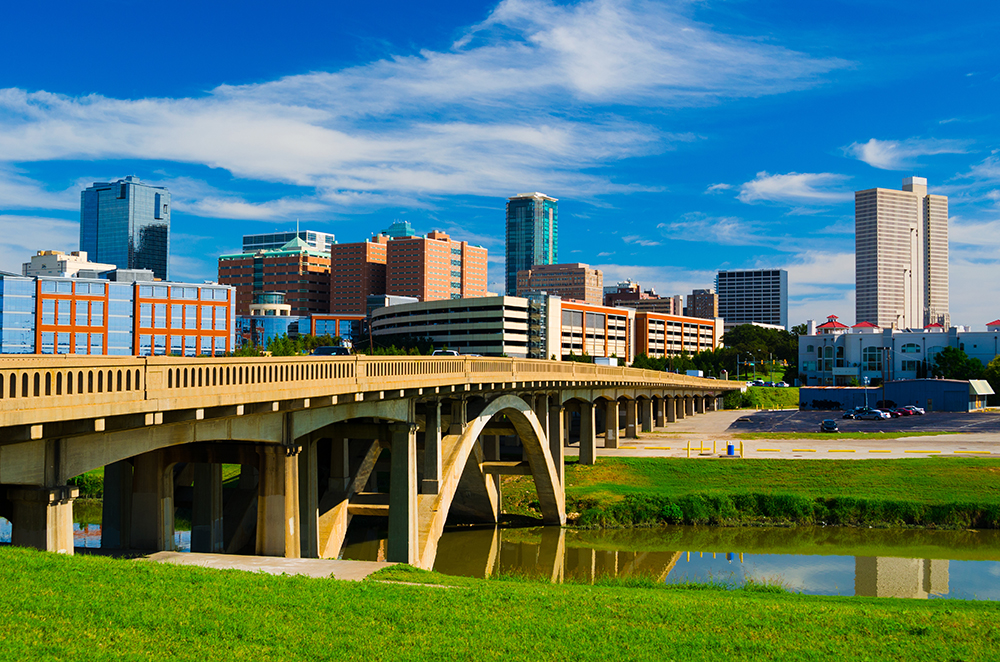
xmin=1 ymin=1 xmax=998 ymax=328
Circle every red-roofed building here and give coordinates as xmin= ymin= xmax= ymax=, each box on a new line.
xmin=987 ymin=320 xmax=1000 ymax=332
xmin=816 ymin=315 xmax=849 ymax=335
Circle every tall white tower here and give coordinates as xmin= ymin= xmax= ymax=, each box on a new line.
xmin=855 ymin=177 xmax=949 ymax=329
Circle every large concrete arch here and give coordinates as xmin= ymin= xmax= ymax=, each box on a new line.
xmin=416 ymin=394 xmax=565 ymax=569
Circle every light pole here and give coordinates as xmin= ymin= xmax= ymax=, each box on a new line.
xmin=863 ymin=376 xmax=870 ymax=410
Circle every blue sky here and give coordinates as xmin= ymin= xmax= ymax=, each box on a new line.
xmin=1 ymin=0 xmax=998 ymax=328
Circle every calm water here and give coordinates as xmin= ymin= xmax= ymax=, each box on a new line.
xmin=344 ymin=525 xmax=1000 ymax=601
xmin=4 ymin=516 xmax=998 ymax=600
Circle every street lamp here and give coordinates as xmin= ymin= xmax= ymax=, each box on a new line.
xmin=863 ymin=376 xmax=870 ymax=410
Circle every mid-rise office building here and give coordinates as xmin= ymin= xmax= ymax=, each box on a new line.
xmin=516 ymin=263 xmax=603 ymax=305
xmin=218 ymin=236 xmax=331 ymax=317
xmin=328 ymin=236 xmax=389 ymax=315
xmin=80 ymin=176 xmax=170 ymax=280
xmin=686 ymin=288 xmax=718 ymax=319
xmin=385 ymin=231 xmax=488 ymax=302
xmin=604 ymin=280 xmax=679 ymax=314
xmin=505 ymin=192 xmax=558 ymax=295
xmin=243 ymin=230 xmax=335 ymax=253
xmin=716 ymin=268 xmax=788 ymax=331
xmin=855 ymin=176 xmax=949 ymax=329
xmin=0 ymin=271 xmax=234 ymax=355
xmin=22 ymin=250 xmax=116 ymax=278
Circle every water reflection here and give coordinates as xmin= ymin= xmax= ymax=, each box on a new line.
xmin=342 ymin=525 xmax=1000 ymax=601
xmin=0 ymin=518 xmax=191 ymax=552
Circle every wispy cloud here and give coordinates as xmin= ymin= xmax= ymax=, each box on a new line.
xmin=657 ymin=212 xmax=801 ymax=249
xmin=705 ymin=183 xmax=732 ymax=193
xmin=622 ymin=234 xmax=661 ymax=247
xmin=844 ymin=137 xmax=970 ymax=170
xmin=0 ymin=215 xmax=79 ymax=273
xmin=737 ymin=172 xmax=851 ymax=205
xmin=0 ymin=0 xmax=846 ymax=213
xmin=0 ymin=167 xmax=79 ymax=211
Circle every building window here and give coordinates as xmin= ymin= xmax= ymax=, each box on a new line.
xmin=862 ymin=346 xmax=882 ymax=371
xmin=901 ymin=343 xmax=920 ymax=354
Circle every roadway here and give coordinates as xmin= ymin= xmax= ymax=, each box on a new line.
xmin=578 ymin=409 xmax=1000 ymax=459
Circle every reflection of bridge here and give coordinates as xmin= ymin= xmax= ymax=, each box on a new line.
xmin=0 ymin=356 xmax=733 ymax=568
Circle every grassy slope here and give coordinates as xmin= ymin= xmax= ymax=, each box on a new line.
xmin=1 ymin=547 xmax=998 ymax=661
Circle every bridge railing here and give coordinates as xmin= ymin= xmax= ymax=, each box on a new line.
xmin=0 ymin=355 xmax=733 ymax=426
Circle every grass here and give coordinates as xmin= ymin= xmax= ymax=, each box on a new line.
xmin=733 ymin=431 xmax=962 ymax=440
xmin=725 ymin=386 xmax=800 ymax=410
xmin=503 ymin=457 xmax=1000 ymax=528
xmin=1 ymin=546 xmax=997 ymax=661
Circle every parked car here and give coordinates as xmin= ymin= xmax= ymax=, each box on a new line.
xmin=820 ymin=419 xmax=839 ymax=433
xmin=892 ymin=407 xmax=912 ymax=417
xmin=843 ymin=406 xmax=871 ymax=419
xmin=776 ymin=381 xmax=789 ymax=388
xmin=902 ymin=405 xmax=926 ymax=415
xmin=857 ymin=409 xmax=891 ymax=420
xmin=431 ymin=349 xmax=460 ymax=356
xmin=310 ymin=346 xmax=350 ymax=356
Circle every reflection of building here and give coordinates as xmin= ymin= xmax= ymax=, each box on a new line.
xmin=855 ymin=557 xmax=949 ymax=599
xmin=517 ymin=263 xmax=603 ymax=305
xmin=0 ymin=271 xmax=234 ymax=355
xmin=80 ymin=176 xmax=170 ymax=280
xmin=23 ymin=250 xmax=116 ymax=278
xmin=855 ymin=177 xmax=949 ymax=329
xmin=716 ymin=268 xmax=787 ymax=331
xmin=506 ymin=192 xmax=558 ymax=295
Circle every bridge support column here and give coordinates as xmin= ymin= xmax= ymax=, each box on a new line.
xmin=667 ymin=396 xmax=676 ymax=423
xmin=192 ymin=463 xmax=224 ymax=553
xmin=256 ymin=445 xmax=300 ymax=558
xmin=641 ymin=399 xmax=653 ymax=433
xmin=676 ymin=397 xmax=686 ymax=420
xmin=533 ymin=395 xmax=549 ymax=438
xmin=686 ymin=397 xmax=695 ymax=417
xmin=298 ymin=439 xmax=319 ymax=558
xmin=549 ymin=404 xmax=564 ymax=486
xmin=8 ymin=485 xmax=78 ymax=554
xmin=579 ymin=402 xmax=597 ymax=465
xmin=482 ymin=435 xmax=501 ymax=495
xmin=388 ymin=423 xmax=418 ymax=564
xmin=131 ymin=451 xmax=175 ymax=551
xmin=329 ymin=435 xmax=350 ymax=492
xmin=101 ymin=460 xmax=133 ymax=550
xmin=625 ymin=400 xmax=638 ymax=439
xmin=655 ymin=398 xmax=666 ymax=428
xmin=604 ymin=400 xmax=619 ymax=448
xmin=423 ymin=399 xmax=442 ymax=495
xmin=696 ymin=396 xmax=705 ymax=414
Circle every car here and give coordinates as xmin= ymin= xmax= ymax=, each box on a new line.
xmin=902 ymin=405 xmax=926 ymax=415
xmin=764 ymin=381 xmax=775 ymax=387
xmin=820 ymin=419 xmax=839 ymax=433
xmin=431 ymin=349 xmax=460 ymax=356
xmin=752 ymin=379 xmax=765 ymax=386
xmin=892 ymin=407 xmax=912 ymax=417
xmin=776 ymin=381 xmax=788 ymax=388
xmin=310 ymin=346 xmax=350 ymax=356
xmin=857 ymin=409 xmax=891 ymax=420
xmin=842 ymin=406 xmax=870 ymax=419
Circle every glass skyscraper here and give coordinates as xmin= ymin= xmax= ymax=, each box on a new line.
xmin=505 ymin=192 xmax=558 ymax=295
xmin=80 ymin=176 xmax=170 ymax=280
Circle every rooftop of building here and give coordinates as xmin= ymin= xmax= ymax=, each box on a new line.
xmin=508 ymin=192 xmax=558 ymax=201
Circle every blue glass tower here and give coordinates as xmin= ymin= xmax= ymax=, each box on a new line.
xmin=505 ymin=192 xmax=558 ymax=295
xmin=80 ymin=176 xmax=170 ymax=280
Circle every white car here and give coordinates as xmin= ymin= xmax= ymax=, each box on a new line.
xmin=902 ymin=405 xmax=926 ymax=415
xmin=857 ymin=409 xmax=891 ymax=420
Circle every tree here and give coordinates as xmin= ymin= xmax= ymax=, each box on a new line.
xmin=791 ymin=323 xmax=808 ymax=336
xmin=931 ymin=346 xmax=985 ymax=380
xmin=984 ymin=355 xmax=1000 ymax=404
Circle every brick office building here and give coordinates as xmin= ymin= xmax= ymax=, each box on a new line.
xmin=218 ymin=236 xmax=331 ymax=317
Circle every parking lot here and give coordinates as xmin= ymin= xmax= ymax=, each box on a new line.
xmin=730 ymin=409 xmax=1000 ymax=435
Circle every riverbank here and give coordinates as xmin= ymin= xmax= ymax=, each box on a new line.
xmin=504 ymin=457 xmax=1000 ymax=529
xmin=1 ymin=546 xmax=997 ymax=661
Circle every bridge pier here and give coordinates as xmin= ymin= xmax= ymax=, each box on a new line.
xmin=297 ymin=439 xmax=319 ymax=558
xmin=131 ymin=450 xmax=175 ymax=552
xmin=655 ymin=397 xmax=666 ymax=428
xmin=676 ymin=397 xmax=686 ymax=419
xmin=388 ymin=423 xmax=418 ymax=564
xmin=422 ymin=400 xmax=442 ymax=495
xmin=548 ymin=404 xmax=564 ymax=485
xmin=625 ymin=400 xmax=638 ymax=439
xmin=191 ymin=463 xmax=224 ymax=553
xmin=604 ymin=400 xmax=619 ymax=448
xmin=256 ymin=444 xmax=300 ymax=558
xmin=8 ymin=485 xmax=78 ymax=554
xmin=579 ymin=402 xmax=596 ymax=465
xmin=641 ymin=399 xmax=654 ymax=433
xmin=686 ymin=396 xmax=695 ymax=417
xmin=101 ymin=459 xmax=133 ymax=549
xmin=696 ymin=396 xmax=706 ymax=414
xmin=666 ymin=396 xmax=676 ymax=423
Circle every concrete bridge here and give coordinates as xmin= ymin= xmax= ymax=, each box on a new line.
xmin=0 ymin=355 xmax=735 ymax=568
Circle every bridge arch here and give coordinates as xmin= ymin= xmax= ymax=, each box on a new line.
xmin=417 ymin=393 xmax=565 ymax=569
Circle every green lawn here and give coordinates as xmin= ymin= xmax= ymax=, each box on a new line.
xmin=1 ymin=547 xmax=997 ymax=661
xmin=504 ymin=458 xmax=1000 ymax=528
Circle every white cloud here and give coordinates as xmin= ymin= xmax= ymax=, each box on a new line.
xmin=0 ymin=0 xmax=845 ymax=209
xmin=657 ymin=212 xmax=799 ymax=249
xmin=738 ymin=172 xmax=852 ymax=205
xmin=844 ymin=137 xmax=970 ymax=170
xmin=0 ymin=215 xmax=79 ymax=273
xmin=622 ymin=234 xmax=661 ymax=247
xmin=0 ymin=167 xmax=79 ymax=211
xmin=705 ymin=183 xmax=733 ymax=193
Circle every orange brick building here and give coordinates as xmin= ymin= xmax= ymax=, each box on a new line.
xmin=385 ymin=231 xmax=487 ymax=302
xmin=328 ymin=236 xmax=388 ymax=315
xmin=218 ymin=237 xmax=330 ymax=317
